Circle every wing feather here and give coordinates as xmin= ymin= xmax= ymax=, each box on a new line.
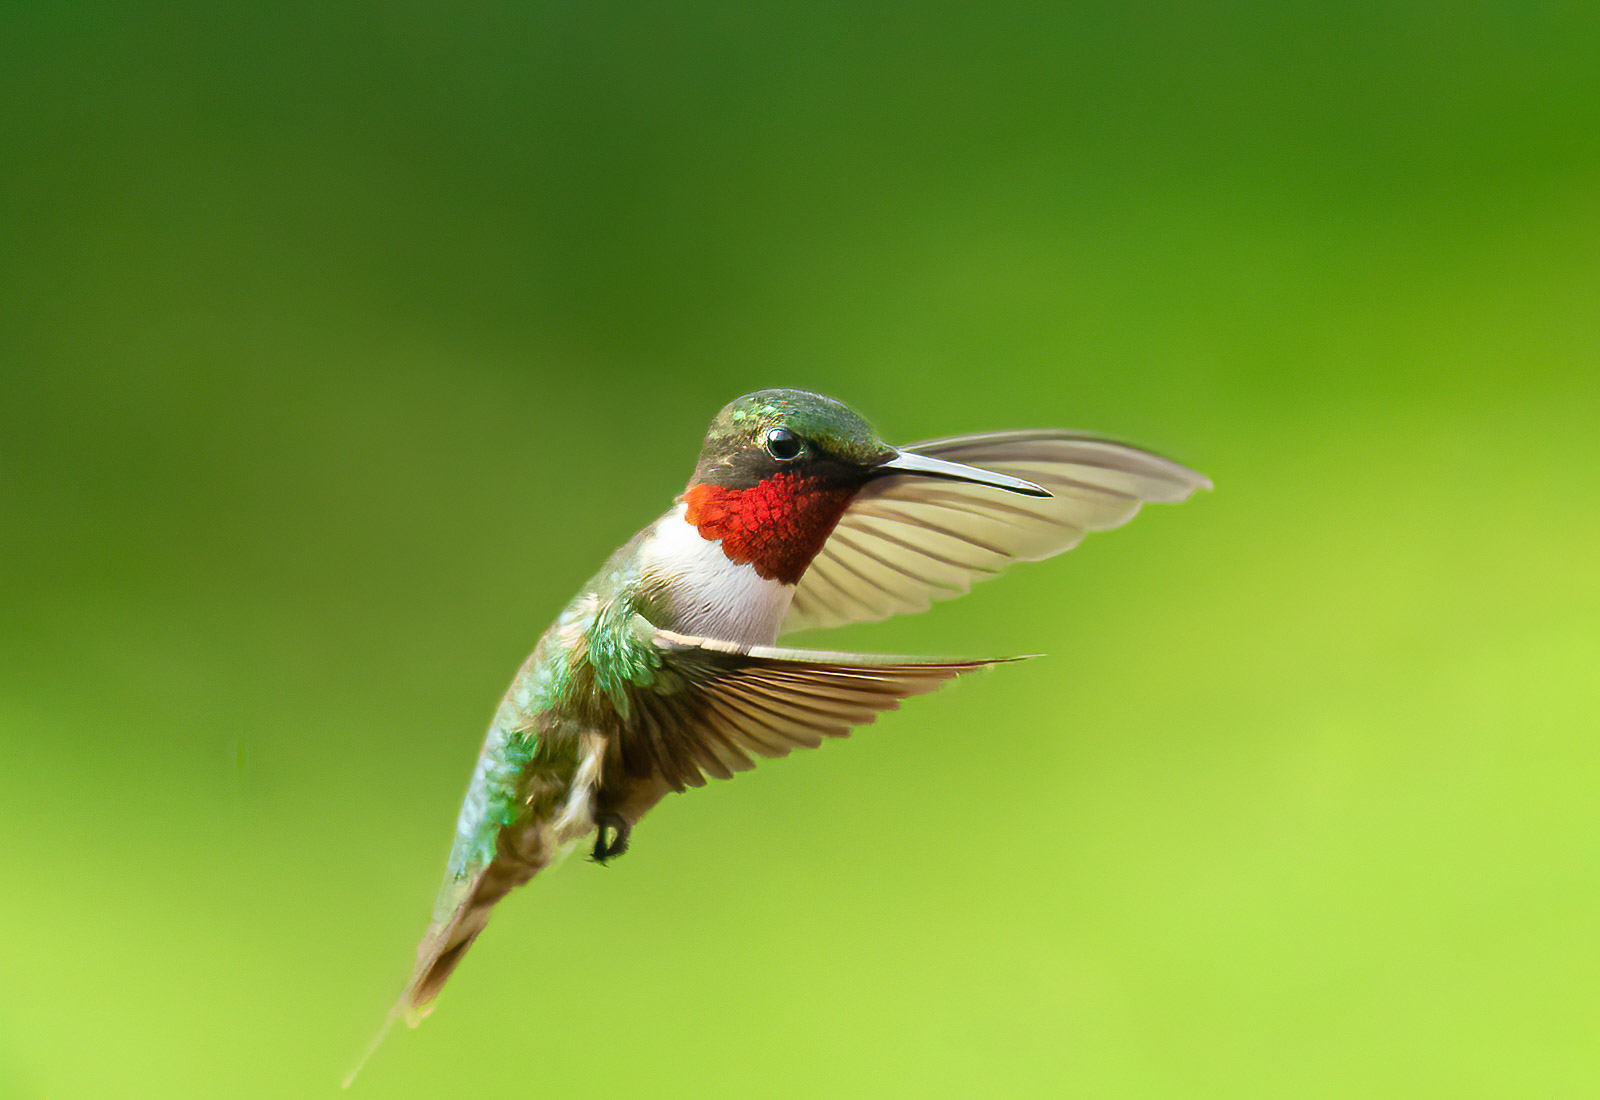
xmin=783 ymin=430 xmax=1209 ymax=633
xmin=619 ymin=620 xmax=1011 ymax=790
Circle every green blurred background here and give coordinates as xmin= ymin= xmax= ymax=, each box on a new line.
xmin=3 ymin=2 xmax=1597 ymax=1096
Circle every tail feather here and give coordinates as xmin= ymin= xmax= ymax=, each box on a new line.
xmin=399 ymin=860 xmax=524 ymax=1023
xmin=342 ymin=858 xmax=532 ymax=1088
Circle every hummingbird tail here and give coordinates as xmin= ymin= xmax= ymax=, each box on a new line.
xmin=399 ymin=859 xmax=527 ymax=1024
xmin=345 ymin=825 xmax=564 ymax=1088
xmin=344 ymin=859 xmax=530 ymax=1087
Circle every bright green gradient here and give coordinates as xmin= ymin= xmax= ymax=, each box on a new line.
xmin=3 ymin=3 xmax=1597 ymax=1097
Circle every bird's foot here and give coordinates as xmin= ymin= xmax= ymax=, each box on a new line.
xmin=590 ymin=814 xmax=631 ymax=865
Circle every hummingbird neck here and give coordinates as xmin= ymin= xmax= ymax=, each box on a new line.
xmin=680 ymin=474 xmax=857 ymax=585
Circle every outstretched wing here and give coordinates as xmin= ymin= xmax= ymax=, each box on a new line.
xmin=616 ymin=619 xmax=1011 ymax=791
xmin=783 ymin=431 xmax=1210 ymax=633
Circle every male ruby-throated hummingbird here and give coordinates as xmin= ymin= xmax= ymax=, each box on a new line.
xmin=351 ymin=388 xmax=1207 ymax=1081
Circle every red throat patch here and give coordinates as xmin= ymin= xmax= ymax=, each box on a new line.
xmin=681 ymin=474 xmax=857 ymax=585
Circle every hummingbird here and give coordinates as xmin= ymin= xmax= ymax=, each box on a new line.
xmin=358 ymin=388 xmax=1208 ymax=1072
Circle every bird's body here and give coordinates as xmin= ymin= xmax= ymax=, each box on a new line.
xmin=402 ymin=501 xmax=799 ymax=1012
xmin=372 ymin=388 xmax=1210 ymax=1051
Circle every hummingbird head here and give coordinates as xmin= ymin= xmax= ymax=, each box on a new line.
xmin=687 ymin=389 xmax=890 ymax=491
xmin=681 ymin=389 xmax=1047 ymax=584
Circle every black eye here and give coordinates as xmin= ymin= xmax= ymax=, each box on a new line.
xmin=764 ymin=426 xmax=803 ymax=461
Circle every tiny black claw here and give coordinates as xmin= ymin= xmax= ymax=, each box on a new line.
xmin=590 ymin=813 xmax=632 ymax=865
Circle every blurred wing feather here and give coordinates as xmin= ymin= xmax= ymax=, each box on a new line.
xmin=784 ymin=431 xmax=1209 ymax=633
xmin=625 ymin=620 xmax=1007 ymax=790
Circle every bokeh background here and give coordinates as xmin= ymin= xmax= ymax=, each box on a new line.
xmin=4 ymin=2 xmax=1598 ymax=1096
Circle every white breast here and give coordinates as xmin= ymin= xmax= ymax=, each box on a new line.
xmin=638 ymin=501 xmax=793 ymax=646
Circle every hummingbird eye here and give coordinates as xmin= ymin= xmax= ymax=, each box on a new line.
xmin=764 ymin=426 xmax=804 ymax=461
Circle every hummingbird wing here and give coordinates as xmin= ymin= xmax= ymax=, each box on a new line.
xmin=783 ymin=431 xmax=1210 ymax=633
xmin=619 ymin=621 xmax=1011 ymax=790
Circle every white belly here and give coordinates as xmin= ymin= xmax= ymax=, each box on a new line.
xmin=638 ymin=502 xmax=793 ymax=645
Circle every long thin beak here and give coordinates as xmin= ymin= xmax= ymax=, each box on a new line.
xmin=874 ymin=449 xmax=1051 ymax=497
